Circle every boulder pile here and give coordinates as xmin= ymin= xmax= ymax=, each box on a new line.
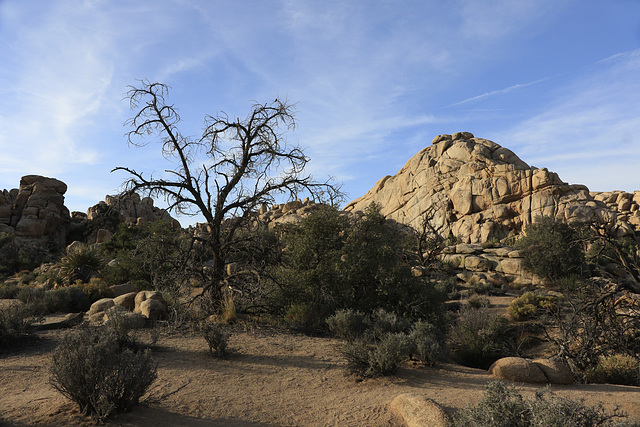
xmin=0 ymin=175 xmax=70 ymax=246
xmin=345 ymin=132 xmax=633 ymax=243
xmin=86 ymin=192 xmax=178 ymax=227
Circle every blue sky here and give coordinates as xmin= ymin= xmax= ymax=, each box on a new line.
xmin=1 ymin=0 xmax=639 ymax=225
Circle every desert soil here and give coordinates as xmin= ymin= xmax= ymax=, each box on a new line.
xmin=1 ymin=317 xmax=639 ymax=427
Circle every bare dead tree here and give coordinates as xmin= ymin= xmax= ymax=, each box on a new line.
xmin=414 ymin=205 xmax=447 ymax=269
xmin=113 ymin=80 xmax=342 ymax=305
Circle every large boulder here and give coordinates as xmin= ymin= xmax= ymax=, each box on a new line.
xmin=489 ymin=357 xmax=548 ymax=384
xmin=532 ymin=358 xmax=574 ymax=384
xmin=134 ymin=290 xmax=167 ymax=321
xmin=389 ymin=393 xmax=449 ymax=427
xmin=344 ymin=133 xmax=630 ymax=243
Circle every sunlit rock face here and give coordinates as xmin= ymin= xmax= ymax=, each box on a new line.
xmin=0 ymin=175 xmax=70 ymax=246
xmin=345 ymin=132 xmax=632 ymax=243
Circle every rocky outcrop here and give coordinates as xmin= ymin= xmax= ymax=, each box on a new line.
xmin=0 ymin=175 xmax=70 ymax=246
xmin=256 ymin=198 xmax=321 ymax=228
xmin=87 ymin=192 xmax=178 ymax=227
xmin=441 ymin=243 xmax=543 ymax=287
xmin=345 ymin=132 xmax=630 ymax=243
xmin=87 ymin=290 xmax=168 ymax=326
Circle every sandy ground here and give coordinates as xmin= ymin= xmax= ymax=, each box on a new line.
xmin=1 ymin=320 xmax=640 ymax=427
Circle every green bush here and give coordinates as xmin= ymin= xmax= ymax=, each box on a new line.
xmin=467 ymin=294 xmax=490 ymax=309
xmin=284 ymin=302 xmax=321 ymax=331
xmin=409 ymin=320 xmax=443 ymax=366
xmin=341 ymin=332 xmax=412 ymax=378
xmin=587 ymin=354 xmax=640 ymax=386
xmin=49 ymin=327 xmax=157 ymax=421
xmin=448 ymin=305 xmax=514 ymax=369
xmin=516 ymin=216 xmax=584 ymax=281
xmin=434 ymin=276 xmax=461 ymax=300
xmin=452 ymin=381 xmax=628 ymax=427
xmin=370 ymin=308 xmax=410 ymax=340
xmin=331 ymin=309 xmax=442 ymax=376
xmin=59 ymin=244 xmax=105 ymax=284
xmin=0 ymin=233 xmax=50 ymax=279
xmin=0 ymin=283 xmax=19 ymax=299
xmin=42 ymin=286 xmax=91 ymax=313
xmin=508 ymin=292 xmax=558 ymax=321
xmin=0 ymin=304 xmax=34 ymax=348
xmin=272 ymin=203 xmax=446 ymax=328
xmin=326 ymin=309 xmax=370 ymax=342
xmin=201 ymin=322 xmax=231 ymax=357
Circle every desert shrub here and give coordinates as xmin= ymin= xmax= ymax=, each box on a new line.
xmin=332 ymin=309 xmax=440 ymax=376
xmin=548 ymin=278 xmax=640 ymax=379
xmin=367 ymin=332 xmax=412 ymax=375
xmin=448 ymin=305 xmax=514 ymax=369
xmin=341 ymin=332 xmax=412 ymax=378
xmin=59 ymin=243 xmax=105 ymax=285
xmin=49 ymin=327 xmax=157 ymax=421
xmin=42 ymin=286 xmax=91 ymax=313
xmin=473 ymin=281 xmax=495 ymax=295
xmin=76 ymin=279 xmax=115 ymax=303
xmin=508 ymin=292 xmax=558 ymax=321
xmin=587 ymin=354 xmax=640 ymax=386
xmin=435 ymin=276 xmax=461 ymax=300
xmin=100 ymin=222 xmax=206 ymax=320
xmin=370 ymin=307 xmax=410 ymax=340
xmin=516 ymin=216 xmax=584 ymax=281
xmin=0 ymin=283 xmax=19 ymax=299
xmin=0 ymin=304 xmax=34 ymax=348
xmin=201 ymin=322 xmax=231 ymax=357
xmin=528 ymin=388 xmax=627 ymax=426
xmin=15 ymin=286 xmax=45 ymax=306
xmin=452 ymin=381 xmax=529 ymax=427
xmin=326 ymin=309 xmax=370 ymax=342
xmin=467 ymin=294 xmax=490 ymax=309
xmin=409 ymin=320 xmax=444 ymax=366
xmin=452 ymin=381 xmax=627 ymax=427
xmin=0 ymin=233 xmax=50 ymax=279
xmin=284 ymin=302 xmax=320 ymax=331
xmin=272 ymin=203 xmax=446 ymax=329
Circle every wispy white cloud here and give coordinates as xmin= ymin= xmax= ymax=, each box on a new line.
xmin=495 ymin=49 xmax=640 ymax=190
xmin=448 ymin=78 xmax=549 ymax=107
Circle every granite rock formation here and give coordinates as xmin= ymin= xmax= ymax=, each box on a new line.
xmin=0 ymin=175 xmax=70 ymax=246
xmin=345 ymin=132 xmax=633 ymax=243
xmin=86 ymin=192 xmax=178 ymax=227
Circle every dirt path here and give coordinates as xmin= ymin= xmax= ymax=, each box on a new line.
xmin=1 ymin=325 xmax=639 ymax=426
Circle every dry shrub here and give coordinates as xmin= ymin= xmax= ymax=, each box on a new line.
xmin=201 ymin=321 xmax=231 ymax=357
xmin=49 ymin=327 xmax=157 ymax=421
xmin=451 ymin=381 xmax=629 ymax=427
xmin=588 ymin=354 xmax=640 ymax=386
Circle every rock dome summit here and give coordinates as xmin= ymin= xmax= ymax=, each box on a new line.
xmin=345 ymin=132 xmax=637 ymax=243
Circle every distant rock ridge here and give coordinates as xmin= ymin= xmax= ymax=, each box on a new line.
xmin=86 ymin=192 xmax=178 ymax=227
xmin=345 ymin=132 xmax=635 ymax=243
